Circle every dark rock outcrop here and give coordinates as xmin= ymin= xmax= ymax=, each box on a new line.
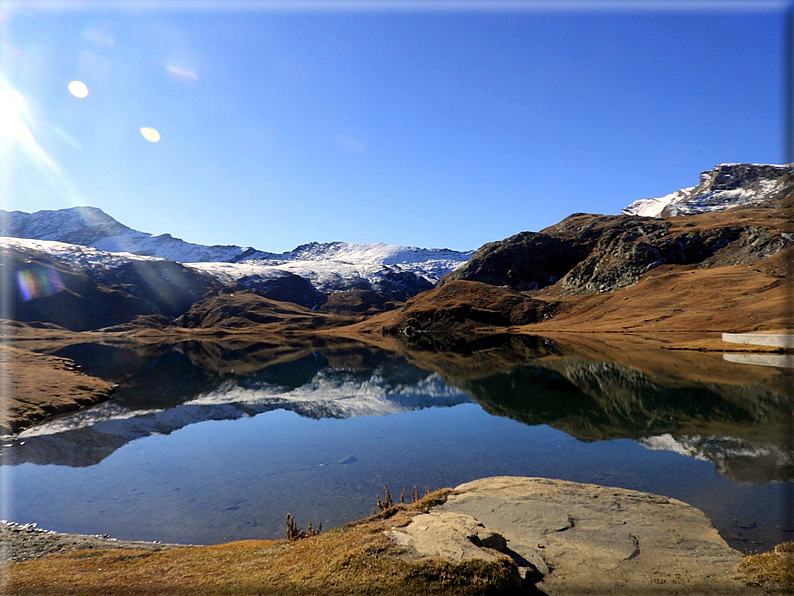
xmin=235 ymin=270 xmax=318 ymax=308
xmin=369 ymin=266 xmax=435 ymax=301
xmin=442 ymin=232 xmax=585 ymax=290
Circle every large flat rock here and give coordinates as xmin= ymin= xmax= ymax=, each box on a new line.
xmin=389 ymin=476 xmax=761 ymax=595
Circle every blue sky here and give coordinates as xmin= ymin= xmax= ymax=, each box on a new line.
xmin=1 ymin=1 xmax=787 ymax=252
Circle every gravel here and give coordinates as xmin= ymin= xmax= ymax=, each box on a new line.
xmin=0 ymin=521 xmax=184 ymax=563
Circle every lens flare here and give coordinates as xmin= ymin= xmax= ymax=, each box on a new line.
xmin=16 ymin=268 xmax=65 ymax=301
xmin=68 ymin=80 xmax=89 ymax=98
xmin=139 ymin=127 xmax=161 ymax=143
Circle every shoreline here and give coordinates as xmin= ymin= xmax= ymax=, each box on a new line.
xmin=2 ymin=477 xmax=772 ymax=595
xmin=0 ymin=520 xmax=183 ymax=563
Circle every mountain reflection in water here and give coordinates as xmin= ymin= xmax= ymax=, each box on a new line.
xmin=10 ymin=343 xmax=470 ymax=467
xmin=4 ymin=334 xmax=793 ymax=551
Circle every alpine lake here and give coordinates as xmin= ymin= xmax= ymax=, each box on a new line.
xmin=3 ymin=334 xmax=792 ymax=554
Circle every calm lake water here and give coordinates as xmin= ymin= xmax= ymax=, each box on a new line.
xmin=3 ymin=336 xmax=793 ymax=553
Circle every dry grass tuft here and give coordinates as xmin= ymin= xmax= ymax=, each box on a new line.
xmin=376 ymin=484 xmax=435 ymax=514
xmin=375 ymin=485 xmax=394 ymax=512
xmin=739 ymin=542 xmax=794 ymax=593
xmin=285 ymin=513 xmax=322 ymax=541
xmin=406 ymin=558 xmax=522 ymax=593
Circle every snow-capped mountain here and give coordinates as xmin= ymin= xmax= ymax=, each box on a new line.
xmin=622 ymin=163 xmax=794 ymax=218
xmin=0 ymin=206 xmax=257 ymax=262
xmin=0 ymin=236 xmax=167 ymax=272
xmin=187 ymin=245 xmax=468 ymax=299
xmin=0 ymin=207 xmax=473 ymax=298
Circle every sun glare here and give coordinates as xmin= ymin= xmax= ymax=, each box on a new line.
xmin=139 ymin=127 xmax=161 ymax=143
xmin=67 ymin=80 xmax=89 ymax=99
xmin=0 ymin=79 xmax=48 ymax=164
xmin=0 ymin=75 xmax=76 ymax=201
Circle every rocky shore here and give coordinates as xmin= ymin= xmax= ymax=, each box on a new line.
xmin=0 ymin=521 xmax=181 ymax=563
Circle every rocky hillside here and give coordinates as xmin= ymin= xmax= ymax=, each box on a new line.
xmin=445 ymin=199 xmax=792 ymax=296
xmin=173 ymin=290 xmax=346 ymax=331
xmin=1 ymin=240 xmax=222 ymax=331
xmin=5 ymin=163 xmax=790 ymax=334
xmin=357 ymin=281 xmax=552 ymax=349
xmin=0 ymin=236 xmax=448 ymax=330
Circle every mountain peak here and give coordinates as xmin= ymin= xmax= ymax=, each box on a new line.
xmin=0 ymin=205 xmax=256 ymax=263
xmin=622 ymin=162 xmax=794 ymax=218
xmin=1 ymin=205 xmax=132 ymax=246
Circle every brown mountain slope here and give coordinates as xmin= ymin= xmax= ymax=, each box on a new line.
xmin=352 ymin=198 xmax=792 ymax=338
xmin=351 ymin=260 xmax=789 ymax=339
xmin=173 ymin=290 xmax=357 ymax=332
xmin=445 ymin=196 xmax=792 ymax=296
xmin=348 ymin=280 xmax=551 ymax=348
xmin=1 ymin=244 xmax=223 ymax=331
xmin=529 ymin=250 xmax=791 ymax=333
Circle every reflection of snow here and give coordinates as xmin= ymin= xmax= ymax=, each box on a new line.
xmin=639 ymin=433 xmax=794 ymax=481
xmin=638 ymin=434 xmax=709 ymax=461
xmin=17 ymin=371 xmax=469 ymax=441
xmin=188 ymin=371 xmax=469 ymax=417
xmin=722 ymin=333 xmax=794 ymax=348
xmin=723 ymin=353 xmax=794 ymax=369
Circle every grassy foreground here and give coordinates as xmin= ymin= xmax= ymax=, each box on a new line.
xmin=4 ymin=491 xmax=522 ymax=596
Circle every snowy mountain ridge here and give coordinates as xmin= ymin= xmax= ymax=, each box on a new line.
xmin=0 ymin=236 xmax=167 ymax=272
xmin=0 ymin=206 xmax=473 ymax=299
xmin=622 ymin=163 xmax=793 ymax=218
xmin=0 ymin=206 xmax=257 ymax=263
xmin=0 ymin=206 xmax=471 ymax=269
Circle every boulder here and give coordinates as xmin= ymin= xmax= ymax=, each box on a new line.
xmin=389 ymin=476 xmax=762 ymax=595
